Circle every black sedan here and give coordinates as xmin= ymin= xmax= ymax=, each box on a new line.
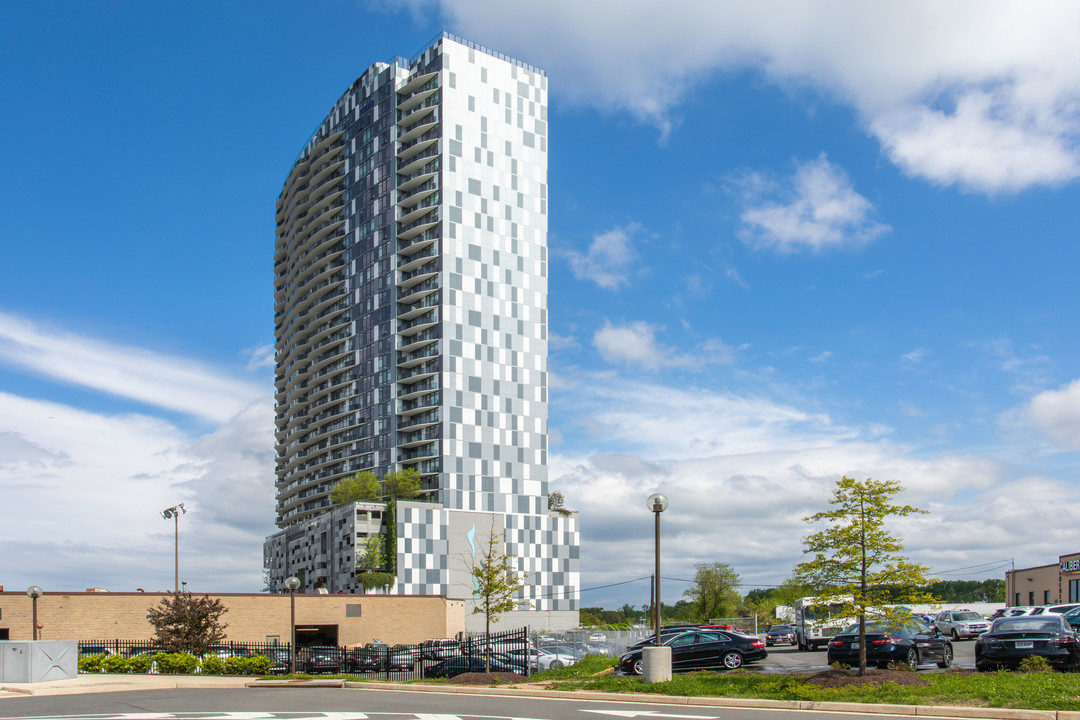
xmin=298 ymin=646 xmax=343 ymax=674
xmin=826 ymin=618 xmax=953 ymax=669
xmin=975 ymin=615 xmax=1080 ymax=672
xmin=766 ymin=625 xmax=796 ymax=646
xmin=619 ymin=630 xmax=767 ymax=674
xmin=423 ymin=655 xmax=520 ymax=678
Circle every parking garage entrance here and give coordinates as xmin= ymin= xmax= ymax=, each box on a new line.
xmin=295 ymin=624 xmax=338 ymax=647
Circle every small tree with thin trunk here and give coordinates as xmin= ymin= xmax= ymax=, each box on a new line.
xmin=147 ymin=592 xmax=228 ymax=656
xmin=472 ymin=524 xmax=529 ymax=671
xmin=793 ymin=476 xmax=934 ymax=675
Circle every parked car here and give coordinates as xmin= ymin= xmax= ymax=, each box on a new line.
xmin=537 ymin=642 xmax=586 ymax=660
xmin=389 ymin=644 xmax=419 ymax=671
xmin=626 ymin=630 xmax=699 ymax=651
xmin=975 ymin=615 xmax=1080 ymax=672
xmin=506 ymin=646 xmax=577 ymax=670
xmin=423 ymin=655 xmax=519 ymax=678
xmin=619 ymin=630 xmax=767 ymax=675
xmin=420 ymin=638 xmax=461 ymax=660
xmin=933 ymin=610 xmax=991 ymax=640
xmin=298 ymin=645 xmax=343 ymax=674
xmin=826 ymin=617 xmax=953 ymax=669
xmin=989 ymin=606 xmax=1040 ymax=620
xmin=124 ymin=646 xmax=163 ymax=658
xmin=78 ymin=644 xmax=117 ymax=658
xmin=1032 ymin=604 xmax=1080 ymax=616
xmin=347 ymin=643 xmax=389 ymax=672
xmin=258 ymin=649 xmax=292 ymax=674
xmin=765 ymin=625 xmax=797 ymax=646
xmin=1062 ymin=607 xmax=1080 ymax=631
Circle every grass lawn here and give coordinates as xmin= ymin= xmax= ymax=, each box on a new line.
xmin=531 ymin=657 xmax=1080 ymax=711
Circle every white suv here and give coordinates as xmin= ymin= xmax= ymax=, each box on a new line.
xmin=934 ymin=609 xmax=990 ymax=640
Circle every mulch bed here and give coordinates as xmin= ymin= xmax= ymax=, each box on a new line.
xmin=804 ymin=668 xmax=931 ymax=688
xmin=448 ymin=671 xmax=529 ymax=685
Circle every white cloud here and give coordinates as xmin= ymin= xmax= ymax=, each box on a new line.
xmin=735 ymin=154 xmax=891 ymax=253
xmin=903 ymin=348 xmax=931 ymax=364
xmin=1027 ymin=378 xmax=1080 ymax=449
xmin=593 ymin=321 xmax=734 ymax=371
xmin=0 ymin=312 xmax=262 ymax=423
xmin=432 ymin=0 xmax=1080 ymax=193
xmin=0 ymin=391 xmax=276 ymax=593
xmin=0 ymin=312 xmax=276 ymax=593
xmin=243 ymin=344 xmax=276 ymax=372
xmin=564 ymin=224 xmax=640 ymax=290
xmin=549 ymin=376 xmax=1067 ymax=606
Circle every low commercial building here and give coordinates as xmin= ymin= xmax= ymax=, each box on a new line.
xmin=1006 ymin=551 xmax=1080 ymax=607
xmin=0 ymin=590 xmax=463 ymax=646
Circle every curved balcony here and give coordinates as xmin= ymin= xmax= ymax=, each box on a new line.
xmin=397 ymin=70 xmax=438 ymax=97
xmin=397 ymin=278 xmax=439 ymax=306
xmin=397 ymin=442 xmax=439 ymax=463
xmin=397 ymin=341 xmax=440 ymax=368
xmin=397 ymin=196 xmax=439 ymax=226
xmin=398 ymin=290 xmax=440 ymax=320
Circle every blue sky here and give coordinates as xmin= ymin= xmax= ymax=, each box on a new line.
xmin=3 ymin=1 xmax=1080 ymax=610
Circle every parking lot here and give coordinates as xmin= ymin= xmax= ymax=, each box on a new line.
xmin=757 ymin=637 xmax=978 ymax=672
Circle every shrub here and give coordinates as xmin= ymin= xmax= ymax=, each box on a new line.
xmin=101 ymin=654 xmax=129 ymax=673
xmin=127 ymin=654 xmax=153 ymax=674
xmin=1018 ymin=656 xmax=1052 ymax=673
xmin=222 ymin=656 xmax=248 ymax=675
xmin=154 ymin=652 xmax=199 ymax=674
xmin=79 ymin=654 xmax=106 ymax=673
xmin=201 ymin=655 xmax=225 ymax=675
xmin=248 ymin=654 xmax=273 ymax=675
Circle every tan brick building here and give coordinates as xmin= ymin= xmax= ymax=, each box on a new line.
xmin=0 ymin=590 xmax=464 ymax=647
xmin=1005 ymin=551 xmax=1080 ymax=608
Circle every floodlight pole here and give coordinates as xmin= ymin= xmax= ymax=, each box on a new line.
xmin=162 ymin=504 xmax=187 ymax=593
xmin=27 ymin=586 xmax=43 ymax=641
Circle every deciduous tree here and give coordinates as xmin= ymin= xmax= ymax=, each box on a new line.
xmin=793 ymin=476 xmax=933 ymax=675
xmin=147 ymin=592 xmax=228 ymax=656
xmin=684 ymin=561 xmax=741 ymax=622
xmin=382 ymin=468 xmax=422 ymax=499
xmin=330 ymin=471 xmax=380 ymax=505
xmin=471 ymin=524 xmax=529 ymax=671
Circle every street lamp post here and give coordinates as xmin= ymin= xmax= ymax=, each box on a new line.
xmin=642 ymin=493 xmax=670 ymax=683
xmin=161 ymin=504 xmax=186 ymax=593
xmin=285 ymin=576 xmax=301 ymax=675
xmin=26 ymin=586 xmax=43 ymax=641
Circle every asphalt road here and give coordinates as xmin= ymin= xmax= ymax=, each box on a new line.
xmin=0 ymin=685 xmax=962 ymax=720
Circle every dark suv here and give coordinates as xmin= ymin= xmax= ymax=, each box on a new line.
xmin=766 ymin=625 xmax=796 ymax=646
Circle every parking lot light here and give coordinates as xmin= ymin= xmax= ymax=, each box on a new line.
xmin=285 ymin=576 xmax=301 ymax=675
xmin=27 ymin=585 xmax=43 ymax=641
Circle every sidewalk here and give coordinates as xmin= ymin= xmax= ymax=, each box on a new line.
xmin=1 ymin=674 xmax=252 ymax=696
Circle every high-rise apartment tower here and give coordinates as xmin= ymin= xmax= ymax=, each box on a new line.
xmin=264 ymin=33 xmax=579 ymax=631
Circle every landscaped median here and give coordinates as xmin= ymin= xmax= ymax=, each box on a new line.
xmin=246 ymin=655 xmax=1080 ymax=714
xmin=530 ymin=659 xmax=1080 ymax=713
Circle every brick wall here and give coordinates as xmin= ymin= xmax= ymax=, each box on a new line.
xmin=0 ymin=592 xmax=465 ymax=646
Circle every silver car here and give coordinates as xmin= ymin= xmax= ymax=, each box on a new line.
xmin=934 ymin=609 xmax=990 ymax=640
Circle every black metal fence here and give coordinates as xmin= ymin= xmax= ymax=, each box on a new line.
xmin=78 ymin=626 xmax=532 ymax=680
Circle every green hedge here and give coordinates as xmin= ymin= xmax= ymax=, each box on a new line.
xmin=78 ymin=652 xmax=273 ymax=675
